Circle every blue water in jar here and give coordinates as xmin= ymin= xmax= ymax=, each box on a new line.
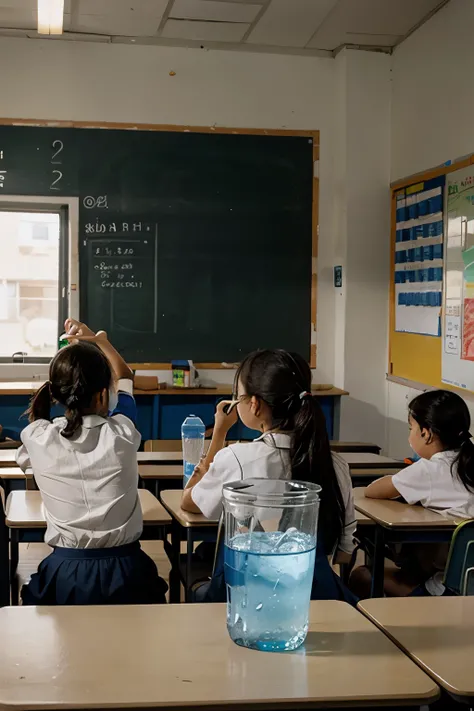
xmin=224 ymin=530 xmax=316 ymax=652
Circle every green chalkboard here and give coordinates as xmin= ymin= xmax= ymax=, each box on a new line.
xmin=0 ymin=125 xmax=313 ymax=362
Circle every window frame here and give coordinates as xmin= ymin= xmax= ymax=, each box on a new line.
xmin=0 ymin=196 xmax=79 ymax=365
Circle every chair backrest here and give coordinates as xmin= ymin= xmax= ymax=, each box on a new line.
xmin=444 ymin=519 xmax=474 ymax=595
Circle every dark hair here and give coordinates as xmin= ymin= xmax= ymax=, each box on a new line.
xmin=409 ymin=389 xmax=474 ymax=493
xmin=27 ymin=342 xmax=112 ymax=439
xmin=235 ymin=349 xmax=345 ymax=553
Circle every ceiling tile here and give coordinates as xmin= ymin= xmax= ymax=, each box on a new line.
xmin=247 ymin=0 xmax=338 ymax=48
xmin=307 ymin=0 xmax=444 ymax=49
xmin=161 ymin=17 xmax=249 ymax=41
xmin=77 ymin=0 xmax=163 ymax=15
xmin=73 ymin=0 xmax=169 ymax=36
xmin=170 ymin=0 xmax=262 ymax=23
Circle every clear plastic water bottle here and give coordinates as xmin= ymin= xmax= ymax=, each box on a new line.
xmin=181 ymin=415 xmax=205 ymax=486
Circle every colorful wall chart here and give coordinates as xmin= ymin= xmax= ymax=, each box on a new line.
xmin=394 ymin=176 xmax=444 ymax=336
xmin=443 ymin=165 xmax=474 ymax=390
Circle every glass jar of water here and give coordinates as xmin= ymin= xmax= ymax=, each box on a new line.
xmin=223 ymin=478 xmax=320 ymax=652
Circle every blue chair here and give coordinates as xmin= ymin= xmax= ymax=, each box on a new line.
xmin=444 ymin=520 xmax=474 ymax=595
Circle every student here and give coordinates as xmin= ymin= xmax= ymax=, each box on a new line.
xmin=181 ymin=349 xmax=357 ymax=603
xmin=16 ymin=319 xmax=167 ymax=606
xmin=351 ymin=389 xmax=474 ymax=597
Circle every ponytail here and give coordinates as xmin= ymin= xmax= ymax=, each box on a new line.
xmin=27 ymin=382 xmax=52 ymax=423
xmin=454 ymin=437 xmax=474 ymax=493
xmin=61 ymin=398 xmax=83 ymax=440
xmin=236 ymin=349 xmax=346 ymax=554
xmin=291 ymin=393 xmax=345 ymax=553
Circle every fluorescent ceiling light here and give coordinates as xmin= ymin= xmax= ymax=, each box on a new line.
xmin=38 ymin=0 xmax=64 ymax=35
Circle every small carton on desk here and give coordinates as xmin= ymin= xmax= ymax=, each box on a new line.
xmin=171 ymin=360 xmax=198 ymax=388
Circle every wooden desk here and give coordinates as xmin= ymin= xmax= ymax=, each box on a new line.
xmin=0 ymin=450 xmax=18 ymax=468
xmin=0 ymin=467 xmax=27 ymax=497
xmin=0 ymin=601 xmax=438 ymax=710
xmin=354 ymin=488 xmax=460 ymax=597
xmin=339 ymin=452 xmax=406 ymax=470
xmin=138 ymin=465 xmax=182 ymax=496
xmin=5 ymin=490 xmax=171 ymax=604
xmin=330 ymin=441 xmax=381 ymax=454
xmin=350 ymin=467 xmax=403 ymax=486
xmin=359 ymin=597 xmax=474 ymax=705
xmin=137 ymin=451 xmax=183 ymax=464
xmin=160 ymin=489 xmax=218 ymax=604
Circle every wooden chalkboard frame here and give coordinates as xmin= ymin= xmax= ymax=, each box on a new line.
xmin=0 ymin=117 xmax=319 ymax=370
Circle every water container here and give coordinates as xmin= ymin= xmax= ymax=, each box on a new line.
xmin=223 ymin=478 xmax=320 ymax=652
xmin=181 ymin=415 xmax=205 ymax=486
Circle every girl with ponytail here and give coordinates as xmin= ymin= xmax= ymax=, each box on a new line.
xmin=352 ymin=389 xmax=474 ymax=597
xmin=182 ymin=349 xmax=357 ymax=604
xmin=16 ymin=319 xmax=167 ymax=606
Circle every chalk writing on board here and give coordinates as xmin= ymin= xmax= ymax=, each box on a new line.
xmin=0 ymin=150 xmax=5 ymax=188
xmin=101 ymin=281 xmax=143 ymax=289
xmin=84 ymin=220 xmax=149 ymax=234
xmin=50 ymin=169 xmax=62 ymax=191
xmin=94 ymin=245 xmax=135 ymax=257
xmin=51 ymin=140 xmax=63 ymax=165
xmin=83 ymin=195 xmax=108 ymax=209
xmin=50 ymin=140 xmax=64 ymax=191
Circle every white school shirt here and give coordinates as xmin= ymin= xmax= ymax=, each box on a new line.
xmin=392 ymin=450 xmax=474 ymax=519
xmin=191 ymin=433 xmax=356 ymax=554
xmin=15 ymin=379 xmax=142 ymax=549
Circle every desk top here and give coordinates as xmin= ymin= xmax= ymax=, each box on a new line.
xmin=138 ymin=465 xmax=182 ymax=479
xmin=0 ymin=450 xmax=18 ymax=467
xmin=353 ymin=488 xmax=461 ymax=529
xmin=0 ymin=381 xmax=348 ymax=398
xmin=339 ymin=452 xmax=405 ymax=469
xmin=5 ymin=490 xmax=171 ymax=528
xmin=359 ymin=597 xmax=474 ymax=700
xmin=137 ymin=451 xmax=183 ymax=464
xmin=0 ymin=601 xmax=437 ymax=711
xmin=160 ymin=489 xmax=218 ymax=527
xmin=0 ymin=466 xmax=26 ymax=479
xmin=350 ymin=467 xmax=403 ymax=479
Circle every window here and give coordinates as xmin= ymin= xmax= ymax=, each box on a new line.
xmin=0 ymin=209 xmax=65 ymax=359
xmin=0 ymin=282 xmax=19 ymax=321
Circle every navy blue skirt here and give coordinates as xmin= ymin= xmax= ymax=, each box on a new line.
xmin=22 ymin=541 xmax=168 ymax=606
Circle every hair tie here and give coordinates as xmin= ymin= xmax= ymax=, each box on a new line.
xmin=299 ymin=391 xmax=311 ymax=400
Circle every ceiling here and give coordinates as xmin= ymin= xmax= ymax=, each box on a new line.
xmin=0 ymin=0 xmax=451 ymax=55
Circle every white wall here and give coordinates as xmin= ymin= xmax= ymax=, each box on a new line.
xmin=335 ymin=50 xmax=391 ymax=447
xmin=388 ymin=0 xmax=474 ymax=455
xmin=391 ymin=0 xmax=474 ymax=182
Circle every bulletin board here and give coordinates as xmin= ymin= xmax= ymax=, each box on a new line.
xmin=389 ymin=156 xmax=474 ymax=389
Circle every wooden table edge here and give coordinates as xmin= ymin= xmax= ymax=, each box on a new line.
xmin=160 ymin=493 xmax=218 ymax=528
xmin=357 ymin=603 xmax=467 ymax=700
xmin=353 ymin=503 xmax=460 ymax=530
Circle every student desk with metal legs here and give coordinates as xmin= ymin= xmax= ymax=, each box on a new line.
xmin=359 ymin=597 xmax=474 ymax=707
xmin=353 ymin=488 xmax=460 ymax=598
xmin=160 ymin=489 xmax=218 ymax=603
xmin=0 ymin=601 xmax=439 ymax=711
xmin=5 ymin=489 xmax=171 ymax=604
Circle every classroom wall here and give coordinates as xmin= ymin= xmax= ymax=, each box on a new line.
xmin=388 ymin=0 xmax=474 ymax=455
xmin=0 ymin=37 xmax=337 ymax=387
xmin=0 ymin=37 xmax=393 ymax=446
xmin=335 ymin=49 xmax=391 ymax=447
